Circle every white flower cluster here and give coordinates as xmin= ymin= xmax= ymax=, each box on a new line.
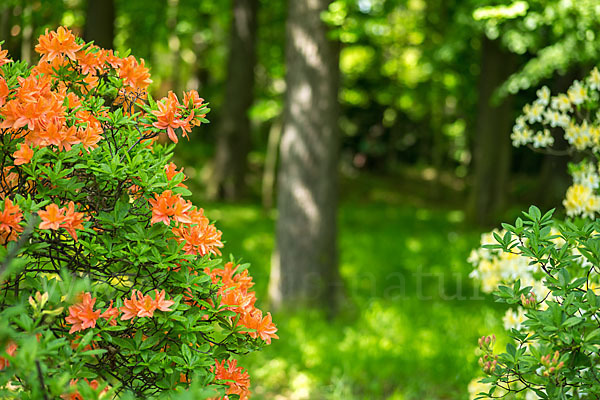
xmin=563 ymin=162 xmax=600 ymax=218
xmin=511 ymin=67 xmax=600 ymax=219
xmin=468 ymin=230 xmax=547 ymax=301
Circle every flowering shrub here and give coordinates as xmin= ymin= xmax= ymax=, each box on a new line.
xmin=469 ymin=68 xmax=600 ymax=399
xmin=0 ymin=27 xmax=277 ymax=399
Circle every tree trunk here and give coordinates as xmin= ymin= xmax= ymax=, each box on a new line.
xmin=268 ymin=0 xmax=341 ymax=313
xmin=83 ymin=0 xmax=115 ymax=49
xmin=0 ymin=6 xmax=12 ymax=54
xmin=467 ymin=37 xmax=516 ymax=226
xmin=208 ymin=0 xmax=259 ymax=201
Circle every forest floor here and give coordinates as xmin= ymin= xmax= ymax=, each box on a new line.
xmin=197 ymin=172 xmax=512 ymax=399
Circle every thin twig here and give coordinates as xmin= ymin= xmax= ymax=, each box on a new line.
xmin=35 ymin=360 xmax=49 ymax=400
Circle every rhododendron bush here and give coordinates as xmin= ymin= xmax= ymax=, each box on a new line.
xmin=469 ymin=69 xmax=600 ymax=399
xmin=0 ymin=27 xmax=277 ymax=399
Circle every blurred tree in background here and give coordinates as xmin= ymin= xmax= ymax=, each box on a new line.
xmin=83 ymin=0 xmax=114 ymax=48
xmin=208 ymin=0 xmax=259 ymax=201
xmin=268 ymin=0 xmax=341 ymax=312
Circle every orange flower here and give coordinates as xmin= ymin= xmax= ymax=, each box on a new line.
xmin=65 ymin=292 xmax=101 ymax=334
xmin=118 ymin=55 xmax=152 ymax=91
xmin=148 ymin=190 xmax=192 ymax=225
xmin=204 ymin=262 xmax=277 ymax=344
xmin=62 ymin=201 xmax=88 ymax=241
xmin=13 ymin=143 xmax=34 ymax=165
xmin=182 ymin=90 xmax=207 ymax=127
xmin=99 ymin=300 xmax=119 ymax=326
xmin=172 ymin=219 xmax=223 ymax=257
xmin=0 ymin=76 xmax=8 ymax=108
xmin=37 ymin=121 xmax=65 ymax=148
xmin=153 ymin=289 xmax=175 ymax=312
xmin=164 ymin=162 xmax=188 ymax=188
xmin=35 ymin=27 xmax=82 ymax=62
xmin=213 ymin=359 xmax=250 ymax=400
xmin=220 ymin=288 xmax=256 ymax=314
xmin=61 ymin=378 xmax=109 ymax=400
xmin=0 ymin=43 xmax=12 ymax=68
xmin=0 ymin=74 xmax=66 ymax=140
xmin=0 ymin=341 xmax=17 ymax=370
xmin=239 ymin=310 xmax=279 ymax=345
xmin=103 ymin=49 xmax=122 ymax=69
xmin=38 ymin=203 xmax=66 ymax=230
xmin=152 ymin=91 xmax=187 ymax=143
xmin=183 ymin=90 xmax=205 ymax=110
xmin=149 ymin=190 xmax=176 ymax=225
xmin=75 ymin=45 xmax=105 ymax=76
xmin=206 ymin=262 xmax=254 ymax=291
xmin=120 ymin=289 xmax=174 ymax=321
xmin=74 ymin=109 xmax=104 ymax=151
xmin=0 ymin=198 xmax=23 ymax=239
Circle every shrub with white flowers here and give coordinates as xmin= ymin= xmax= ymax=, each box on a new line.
xmin=469 ymin=68 xmax=600 ymax=399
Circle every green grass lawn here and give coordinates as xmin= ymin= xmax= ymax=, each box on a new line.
xmin=184 ymin=168 xmax=513 ymax=400
xmin=198 ymin=194 xmax=507 ymax=400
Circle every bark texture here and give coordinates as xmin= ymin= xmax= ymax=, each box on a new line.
xmin=269 ymin=0 xmax=341 ymax=311
xmin=209 ymin=0 xmax=259 ymax=201
xmin=467 ymin=37 xmax=516 ymax=226
xmin=84 ymin=0 xmax=115 ymax=50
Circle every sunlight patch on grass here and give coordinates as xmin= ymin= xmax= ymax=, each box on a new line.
xmin=195 ymin=200 xmax=504 ymax=399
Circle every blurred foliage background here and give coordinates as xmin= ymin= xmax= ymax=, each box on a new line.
xmin=3 ymin=0 xmax=599 ymax=398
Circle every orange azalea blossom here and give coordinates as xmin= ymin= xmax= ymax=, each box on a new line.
xmin=62 ymin=91 xmax=83 ymax=110
xmin=13 ymin=143 xmax=34 ymax=165
xmin=118 ymin=55 xmax=152 ymax=91
xmin=75 ymin=45 xmax=106 ymax=76
xmin=169 ymin=206 xmax=223 ymax=257
xmin=38 ymin=202 xmax=87 ymax=240
xmin=99 ymin=301 xmax=119 ymax=326
xmin=182 ymin=90 xmax=207 ymax=127
xmin=239 ymin=310 xmax=279 ymax=345
xmin=0 ymin=76 xmax=8 ymax=108
xmin=0 ymin=74 xmax=65 ymax=133
xmin=120 ymin=289 xmax=174 ymax=321
xmin=0 ymin=341 xmax=17 ymax=370
xmin=74 ymin=109 xmax=104 ymax=151
xmin=164 ymin=162 xmax=188 ymax=188
xmin=220 ymin=288 xmax=257 ymax=314
xmin=206 ymin=262 xmax=254 ymax=292
xmin=38 ymin=203 xmax=66 ymax=230
xmin=183 ymin=90 xmax=205 ymax=110
xmin=62 ymin=201 xmax=88 ymax=241
xmin=212 ymin=359 xmax=250 ymax=400
xmin=149 ymin=190 xmax=193 ymax=225
xmin=172 ymin=218 xmax=223 ymax=257
xmin=61 ymin=378 xmax=109 ymax=400
xmin=0 ymin=43 xmax=12 ymax=69
xmin=65 ymin=292 xmax=101 ymax=334
xmin=29 ymin=55 xmax=69 ymax=79
xmin=152 ymin=91 xmax=187 ymax=143
xmin=205 ymin=262 xmax=278 ymax=345
xmin=103 ymin=49 xmax=122 ymax=69
xmin=0 ymin=198 xmax=23 ymax=240
xmin=35 ymin=26 xmax=82 ymax=63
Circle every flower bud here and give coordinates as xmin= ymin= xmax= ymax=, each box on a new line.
xmin=521 ymin=292 xmax=537 ymax=309
xmin=478 ymin=334 xmax=496 ymax=353
xmin=541 ymin=351 xmax=563 ymax=376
